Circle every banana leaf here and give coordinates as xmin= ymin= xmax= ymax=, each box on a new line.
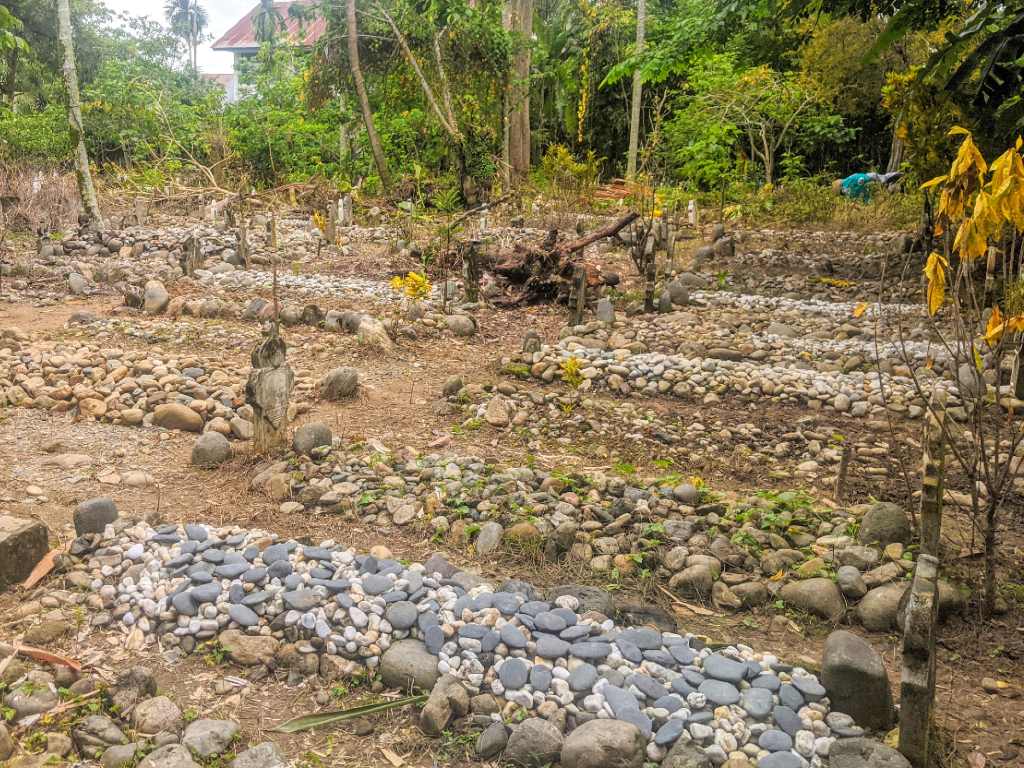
xmin=270 ymin=694 xmax=428 ymax=734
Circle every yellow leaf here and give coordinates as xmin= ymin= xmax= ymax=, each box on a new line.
xmin=974 ymin=346 xmax=984 ymax=372
xmin=985 ymin=305 xmax=1005 ymax=345
xmin=923 ymin=252 xmax=948 ymax=316
xmin=948 ymin=125 xmax=971 ymax=136
xmin=920 ymin=174 xmax=948 ymax=190
xmin=852 ymin=302 xmax=868 ymax=318
xmin=769 ymin=569 xmax=786 ymax=582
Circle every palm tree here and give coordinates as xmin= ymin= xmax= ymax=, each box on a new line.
xmin=253 ymin=0 xmax=285 ymax=45
xmin=164 ymin=0 xmax=208 ymax=71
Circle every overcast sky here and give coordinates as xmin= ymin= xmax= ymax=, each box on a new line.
xmin=100 ymin=0 xmax=256 ymax=73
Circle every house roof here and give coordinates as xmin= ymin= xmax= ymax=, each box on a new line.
xmin=211 ymin=1 xmax=326 ymax=52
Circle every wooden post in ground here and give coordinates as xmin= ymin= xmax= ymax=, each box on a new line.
xmin=899 ymin=553 xmax=940 ymax=768
xmin=463 ymin=241 xmax=481 ymax=303
xmin=833 ymin=442 xmax=855 ymax=502
xmin=667 ymin=227 xmax=677 ymax=272
xmin=983 ymin=245 xmax=997 ymax=305
xmin=133 ymin=197 xmax=147 ymax=226
xmin=570 ymin=265 xmax=587 ymax=326
xmin=326 ymin=201 xmax=338 ymax=245
xmin=920 ymin=389 xmax=947 ymax=557
xmin=238 ymin=219 xmax=250 ymax=269
xmin=642 ymin=235 xmax=656 ymax=313
xmin=268 ymin=212 xmax=278 ymax=250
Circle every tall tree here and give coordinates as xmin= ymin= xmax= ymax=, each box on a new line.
xmin=507 ymin=0 xmax=532 ymax=178
xmin=164 ymin=0 xmax=207 ymax=72
xmin=346 ymin=0 xmax=390 ymax=188
xmin=56 ymin=0 xmax=103 ymax=228
xmin=0 ymin=6 xmax=29 ymax=104
xmin=625 ymin=0 xmax=645 ymax=179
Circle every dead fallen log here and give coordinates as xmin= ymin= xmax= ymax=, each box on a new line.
xmin=488 ymin=212 xmax=638 ymax=306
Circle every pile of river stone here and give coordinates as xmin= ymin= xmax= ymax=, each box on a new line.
xmin=251 ymin=435 xmax=964 ymax=632
xmin=0 ymin=337 xmax=310 ymax=435
xmin=502 ymin=317 xmax=958 ymax=419
xmin=68 ymin=517 xmax=893 ymax=768
xmin=449 ymin=378 xmax=904 ymax=485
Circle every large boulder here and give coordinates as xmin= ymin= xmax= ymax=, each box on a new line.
xmin=73 ymin=498 xmax=118 ymax=536
xmin=138 ymin=744 xmax=199 ymax=768
xmin=292 ymin=422 xmax=332 ymax=455
xmin=143 ymin=280 xmax=169 ymax=314
xmin=182 ymin=719 xmax=239 ymax=759
xmin=820 ymin=630 xmax=894 ymax=730
xmin=779 ymin=577 xmax=846 ymax=621
xmin=560 ymin=719 xmax=644 ymax=768
xmin=662 ymin=741 xmax=712 ymax=768
xmin=217 ymin=630 xmax=279 ymax=666
xmin=546 ymin=584 xmax=616 ymax=618
xmin=321 ymin=367 xmax=359 ymax=400
xmin=0 ymin=515 xmax=49 ymax=589
xmin=132 ymin=696 xmax=184 ymax=735
xmin=445 ymin=315 xmax=477 ymax=337
xmin=503 ymin=717 xmax=563 ymax=767
xmin=380 ymin=639 xmax=439 ymax=692
xmin=229 ymin=742 xmax=288 ymax=768
xmin=152 ymin=403 xmax=203 ymax=432
xmin=829 ymin=737 xmax=911 ymax=768
xmin=191 ymin=432 xmax=232 ymax=468
xmin=856 ymin=582 xmax=908 ymax=632
xmin=857 ymin=502 xmax=912 ymax=547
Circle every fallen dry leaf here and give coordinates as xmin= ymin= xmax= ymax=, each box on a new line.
xmin=967 ymin=751 xmax=986 ymax=768
xmin=380 ymin=747 xmax=406 ymax=767
xmin=17 ymin=645 xmax=82 ymax=672
xmin=22 ymin=547 xmax=64 ymax=590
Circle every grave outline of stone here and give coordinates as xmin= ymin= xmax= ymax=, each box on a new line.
xmin=919 ymin=389 xmax=947 ymax=557
xmin=898 ymin=552 xmax=940 ymax=768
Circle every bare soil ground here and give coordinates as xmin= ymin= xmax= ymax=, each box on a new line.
xmin=1 ymin=212 xmax=1022 ymax=768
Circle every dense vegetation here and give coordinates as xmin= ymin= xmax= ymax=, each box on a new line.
xmin=1 ymin=0 xmax=1023 ymax=210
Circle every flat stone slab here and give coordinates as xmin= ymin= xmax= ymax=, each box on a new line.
xmin=0 ymin=515 xmax=49 ymax=590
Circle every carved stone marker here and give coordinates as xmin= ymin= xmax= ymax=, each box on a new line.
xmin=338 ymin=195 xmax=353 ymax=228
xmin=180 ymin=232 xmax=202 ymax=276
xmin=899 ymin=553 xmax=940 ymax=768
xmin=245 ymin=325 xmax=294 ymax=454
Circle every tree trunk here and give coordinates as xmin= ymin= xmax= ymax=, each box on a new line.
xmin=983 ymin=498 xmax=998 ymax=617
xmin=625 ymin=0 xmax=645 ymax=180
xmin=4 ymin=46 xmax=17 ymax=105
xmin=57 ymin=0 xmax=104 ymax=229
xmin=347 ymin=0 xmax=391 ymax=189
xmin=508 ymin=0 xmax=532 ymax=178
xmin=886 ymin=110 xmax=905 ymax=173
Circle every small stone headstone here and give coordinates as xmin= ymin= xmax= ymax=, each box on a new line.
xmin=0 ymin=515 xmax=49 ymax=590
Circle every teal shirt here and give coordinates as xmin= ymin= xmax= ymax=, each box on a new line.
xmin=840 ymin=173 xmax=873 ymax=202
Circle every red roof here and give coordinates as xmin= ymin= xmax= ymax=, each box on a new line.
xmin=211 ymin=2 xmax=326 ymax=51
